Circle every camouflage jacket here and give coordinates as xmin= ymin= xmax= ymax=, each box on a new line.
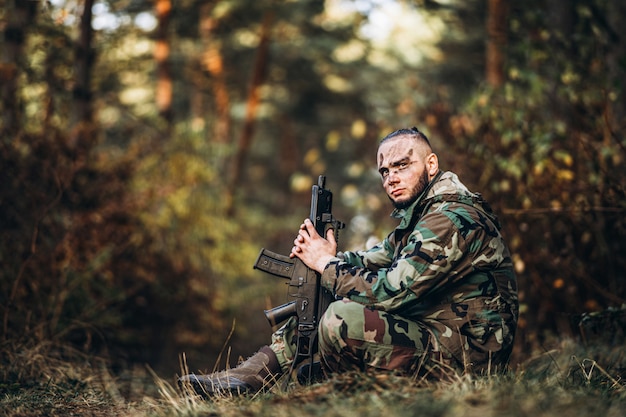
xmin=321 ymin=171 xmax=519 ymax=372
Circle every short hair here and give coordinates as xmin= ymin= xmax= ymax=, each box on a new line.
xmin=379 ymin=127 xmax=433 ymax=152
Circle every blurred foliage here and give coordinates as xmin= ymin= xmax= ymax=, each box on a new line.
xmin=1 ymin=0 xmax=625 ymax=378
xmin=437 ymin=0 xmax=626 ymax=356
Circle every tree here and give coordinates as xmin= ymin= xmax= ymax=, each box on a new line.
xmin=486 ymin=0 xmax=508 ymax=87
xmin=0 ymin=0 xmax=37 ymax=136
xmin=226 ymin=11 xmax=273 ymax=216
xmin=197 ymin=1 xmax=231 ymax=145
xmin=68 ymin=0 xmax=96 ymax=153
xmin=155 ymin=0 xmax=173 ymax=130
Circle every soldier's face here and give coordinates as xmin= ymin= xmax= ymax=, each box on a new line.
xmin=377 ymin=136 xmax=437 ymax=210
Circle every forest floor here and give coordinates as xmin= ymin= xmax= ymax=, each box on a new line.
xmin=1 ymin=338 xmax=625 ymax=417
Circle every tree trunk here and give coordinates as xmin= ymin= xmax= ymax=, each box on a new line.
xmin=0 ymin=0 xmax=37 ymax=137
xmin=485 ymin=0 xmax=508 ymax=88
xmin=155 ymin=0 xmax=173 ymax=130
xmin=199 ymin=2 xmax=231 ymax=145
xmin=225 ymin=12 xmax=273 ymax=216
xmin=69 ymin=0 xmax=95 ymax=152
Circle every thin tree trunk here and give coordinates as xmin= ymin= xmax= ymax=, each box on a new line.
xmin=199 ymin=2 xmax=231 ymax=145
xmin=279 ymin=115 xmax=298 ymax=181
xmin=485 ymin=0 xmax=508 ymax=88
xmin=225 ymin=12 xmax=273 ymax=216
xmin=155 ymin=0 xmax=173 ymax=129
xmin=0 ymin=0 xmax=37 ymax=138
xmin=69 ymin=0 xmax=95 ymax=152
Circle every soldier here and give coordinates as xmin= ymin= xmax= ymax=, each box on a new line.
xmin=180 ymin=127 xmax=518 ymax=396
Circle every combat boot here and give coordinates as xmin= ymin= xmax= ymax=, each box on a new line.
xmin=178 ymin=346 xmax=281 ymax=397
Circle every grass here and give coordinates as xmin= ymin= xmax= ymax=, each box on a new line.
xmin=1 ymin=338 xmax=624 ymax=417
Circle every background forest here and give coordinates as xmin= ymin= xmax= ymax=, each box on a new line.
xmin=1 ymin=0 xmax=625 ymax=385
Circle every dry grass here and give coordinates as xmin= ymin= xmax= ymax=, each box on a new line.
xmin=1 ymin=338 xmax=625 ymax=417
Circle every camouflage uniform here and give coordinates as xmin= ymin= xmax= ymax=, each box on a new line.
xmin=270 ymin=171 xmax=518 ymax=377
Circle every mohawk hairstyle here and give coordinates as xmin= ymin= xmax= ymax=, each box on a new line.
xmin=379 ymin=127 xmax=433 ymax=152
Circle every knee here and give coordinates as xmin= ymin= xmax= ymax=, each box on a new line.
xmin=320 ymin=299 xmax=363 ymax=327
xmin=318 ymin=299 xmax=372 ymax=372
xmin=318 ymin=299 xmax=364 ymax=347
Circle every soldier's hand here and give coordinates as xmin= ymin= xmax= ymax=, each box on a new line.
xmin=290 ymin=218 xmax=336 ymax=273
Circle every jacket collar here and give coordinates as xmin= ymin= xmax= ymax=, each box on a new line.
xmin=390 ymin=171 xmax=501 ymax=231
xmin=391 ymin=170 xmax=444 ymax=230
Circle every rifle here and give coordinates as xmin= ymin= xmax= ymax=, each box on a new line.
xmin=253 ymin=175 xmax=344 ymax=385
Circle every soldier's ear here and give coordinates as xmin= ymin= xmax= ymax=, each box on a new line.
xmin=426 ymin=153 xmax=439 ymax=178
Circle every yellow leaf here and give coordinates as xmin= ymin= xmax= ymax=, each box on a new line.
xmin=556 ymin=169 xmax=574 ymax=181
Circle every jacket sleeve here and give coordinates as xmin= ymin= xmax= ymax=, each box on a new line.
xmin=321 ymin=210 xmax=466 ymax=311
xmin=336 ymin=237 xmax=395 ymax=270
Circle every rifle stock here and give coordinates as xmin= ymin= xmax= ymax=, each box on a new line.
xmin=253 ymin=175 xmax=344 ymax=385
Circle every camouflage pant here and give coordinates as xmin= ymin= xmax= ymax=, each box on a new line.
xmin=270 ymin=298 xmax=436 ymax=375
